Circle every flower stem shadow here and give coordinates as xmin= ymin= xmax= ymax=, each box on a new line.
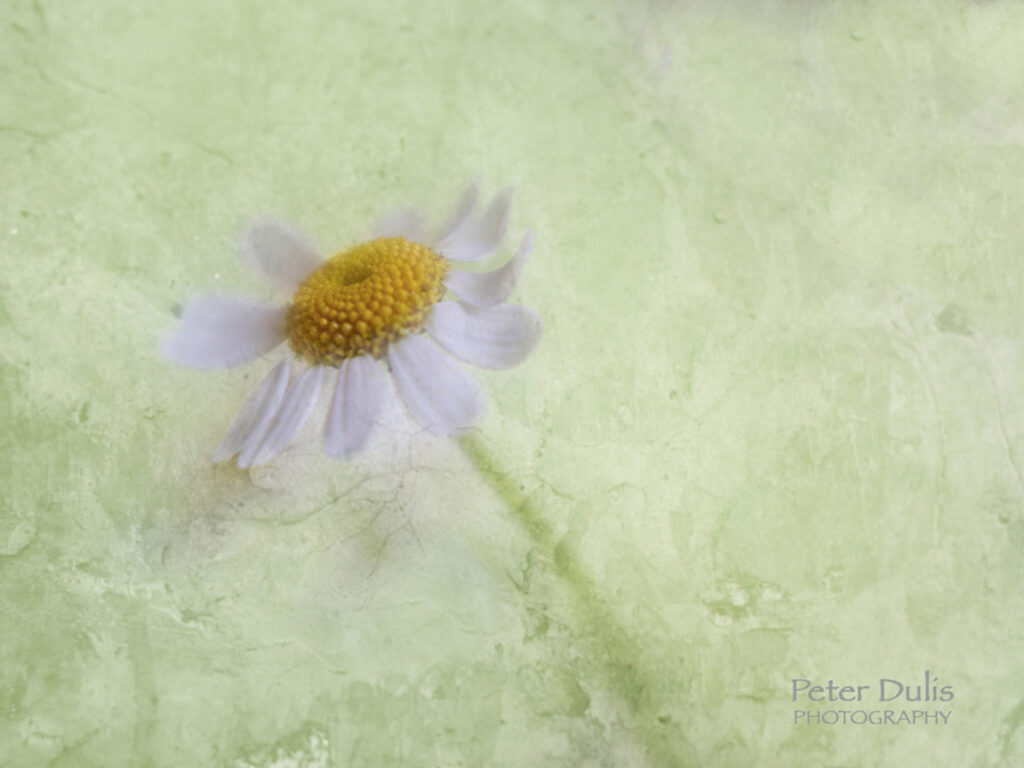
xmin=458 ymin=433 xmax=696 ymax=767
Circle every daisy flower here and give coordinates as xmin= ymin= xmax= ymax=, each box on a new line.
xmin=163 ymin=184 xmax=541 ymax=468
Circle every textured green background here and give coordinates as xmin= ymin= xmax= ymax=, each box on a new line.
xmin=3 ymin=0 xmax=1024 ymax=765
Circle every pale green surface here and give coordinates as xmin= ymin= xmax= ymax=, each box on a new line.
xmin=3 ymin=0 xmax=1024 ymax=765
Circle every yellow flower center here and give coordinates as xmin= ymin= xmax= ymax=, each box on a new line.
xmin=286 ymin=237 xmax=447 ymax=365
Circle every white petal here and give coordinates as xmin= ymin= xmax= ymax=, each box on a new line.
xmin=213 ymin=359 xmax=291 ymax=463
xmin=236 ymin=361 xmax=297 ymax=468
xmin=324 ymin=356 xmax=390 ymax=458
xmin=432 ymin=184 xmax=479 ymax=245
xmin=241 ymin=220 xmax=322 ymax=291
xmin=443 ymin=229 xmax=534 ymax=307
xmin=425 ymin=301 xmax=542 ymax=370
xmin=387 ymin=334 xmax=484 ymax=435
xmin=373 ymin=208 xmax=429 ymax=243
xmin=247 ymin=365 xmax=325 ymax=467
xmin=435 ymin=186 xmax=514 ymax=263
xmin=162 ymin=294 xmax=286 ymax=370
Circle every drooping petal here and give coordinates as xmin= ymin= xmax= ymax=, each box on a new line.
xmin=246 ymin=365 xmax=325 ymax=467
xmin=235 ymin=359 xmax=297 ymax=468
xmin=387 ymin=334 xmax=484 ymax=435
xmin=213 ymin=359 xmax=291 ymax=463
xmin=443 ymin=229 xmax=535 ymax=307
xmin=373 ymin=207 xmax=429 ymax=243
xmin=434 ymin=186 xmax=514 ymax=263
xmin=324 ymin=355 xmax=390 ymax=458
xmin=432 ymin=184 xmax=479 ymax=245
xmin=425 ymin=301 xmax=542 ymax=370
xmin=162 ymin=294 xmax=286 ymax=370
xmin=241 ymin=220 xmax=322 ymax=291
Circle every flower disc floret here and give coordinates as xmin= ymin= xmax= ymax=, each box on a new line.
xmin=286 ymin=237 xmax=447 ymax=365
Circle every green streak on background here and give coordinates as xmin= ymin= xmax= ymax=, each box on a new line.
xmin=459 ymin=433 xmax=698 ymax=766
xmin=3 ymin=0 xmax=1024 ymax=766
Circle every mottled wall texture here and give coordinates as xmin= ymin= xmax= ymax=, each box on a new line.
xmin=3 ymin=0 xmax=1024 ymax=765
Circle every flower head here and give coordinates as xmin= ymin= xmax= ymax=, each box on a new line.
xmin=163 ymin=185 xmax=541 ymax=468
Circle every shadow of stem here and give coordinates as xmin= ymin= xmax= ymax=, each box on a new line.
xmin=458 ymin=433 xmax=696 ymax=768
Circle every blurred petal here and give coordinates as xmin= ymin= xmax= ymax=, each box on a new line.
xmin=373 ymin=208 xmax=429 ymax=243
xmin=324 ymin=356 xmax=390 ymax=458
xmin=247 ymin=365 xmax=325 ymax=467
xmin=213 ymin=359 xmax=291 ymax=463
xmin=162 ymin=294 xmax=286 ymax=370
xmin=444 ymin=229 xmax=534 ymax=307
xmin=241 ymin=220 xmax=322 ymax=291
xmin=435 ymin=186 xmax=513 ymax=263
xmin=388 ymin=334 xmax=483 ymax=435
xmin=433 ymin=184 xmax=479 ymax=245
xmin=425 ymin=301 xmax=542 ymax=370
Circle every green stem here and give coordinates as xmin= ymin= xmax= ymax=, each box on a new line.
xmin=458 ymin=433 xmax=695 ymax=767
